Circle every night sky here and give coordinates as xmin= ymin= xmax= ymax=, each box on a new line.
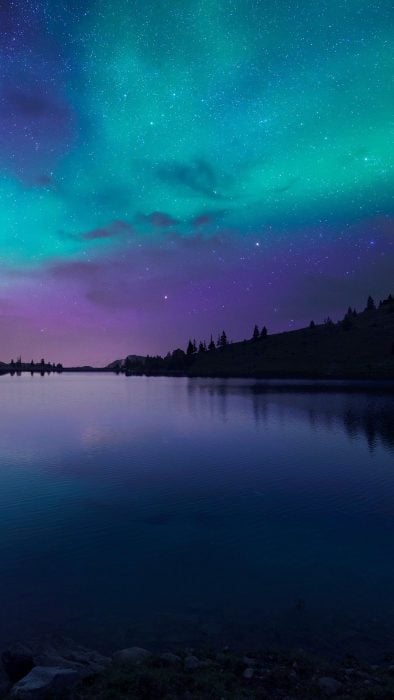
xmin=0 ymin=0 xmax=393 ymax=365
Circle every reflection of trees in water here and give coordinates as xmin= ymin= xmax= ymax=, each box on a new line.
xmin=186 ymin=380 xmax=230 ymax=423
xmin=342 ymin=406 xmax=394 ymax=451
xmin=273 ymin=394 xmax=393 ymax=452
xmin=259 ymin=391 xmax=394 ymax=452
xmin=187 ymin=380 xmax=394 ymax=452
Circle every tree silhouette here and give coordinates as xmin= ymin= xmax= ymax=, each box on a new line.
xmin=342 ymin=314 xmax=353 ymax=331
xmin=260 ymin=326 xmax=268 ymax=338
xmin=218 ymin=330 xmax=228 ymax=347
xmin=208 ymin=335 xmax=216 ymax=351
xmin=186 ymin=340 xmax=194 ymax=355
xmin=366 ymin=295 xmax=376 ymax=311
xmin=309 ymin=320 xmax=315 ymax=329
xmin=252 ymin=324 xmax=259 ymax=341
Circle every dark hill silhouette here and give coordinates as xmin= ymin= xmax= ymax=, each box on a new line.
xmin=111 ymin=294 xmax=394 ymax=379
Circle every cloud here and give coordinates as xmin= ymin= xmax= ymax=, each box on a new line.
xmin=191 ymin=210 xmax=226 ymax=227
xmin=24 ymin=173 xmax=55 ymax=189
xmin=2 ymin=84 xmax=70 ymax=123
xmin=136 ymin=211 xmax=179 ymax=227
xmin=157 ymin=158 xmax=227 ymax=200
xmin=69 ymin=220 xmax=134 ymax=241
xmin=45 ymin=231 xmax=240 ymax=311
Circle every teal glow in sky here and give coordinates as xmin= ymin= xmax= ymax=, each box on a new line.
xmin=0 ymin=0 xmax=393 ymax=364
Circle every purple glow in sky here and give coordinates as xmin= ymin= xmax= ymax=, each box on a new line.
xmin=0 ymin=0 xmax=393 ymax=365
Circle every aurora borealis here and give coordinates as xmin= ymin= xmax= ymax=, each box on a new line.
xmin=0 ymin=0 xmax=393 ymax=365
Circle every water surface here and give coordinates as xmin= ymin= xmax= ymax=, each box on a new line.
xmin=0 ymin=374 xmax=393 ymax=657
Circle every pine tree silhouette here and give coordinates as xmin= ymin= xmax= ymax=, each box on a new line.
xmin=218 ymin=330 xmax=228 ymax=347
xmin=366 ymin=295 xmax=376 ymax=311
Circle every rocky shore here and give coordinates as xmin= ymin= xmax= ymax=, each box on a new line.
xmin=1 ymin=637 xmax=393 ymax=699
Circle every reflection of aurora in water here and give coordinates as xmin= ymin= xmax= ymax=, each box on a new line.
xmin=0 ymin=1 xmax=393 ymax=363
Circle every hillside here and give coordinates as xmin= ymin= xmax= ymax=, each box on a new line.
xmin=107 ymin=355 xmax=146 ymax=370
xmin=114 ymin=295 xmax=394 ymax=379
xmin=190 ymin=302 xmax=394 ymax=378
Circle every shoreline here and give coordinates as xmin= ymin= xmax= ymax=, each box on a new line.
xmin=1 ymin=637 xmax=394 ymax=699
xmin=2 ymin=367 xmax=394 ymax=382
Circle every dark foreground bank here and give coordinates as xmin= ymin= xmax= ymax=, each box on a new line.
xmin=1 ymin=638 xmax=394 ymax=700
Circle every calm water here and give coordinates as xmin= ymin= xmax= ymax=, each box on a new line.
xmin=0 ymin=374 xmax=393 ymax=658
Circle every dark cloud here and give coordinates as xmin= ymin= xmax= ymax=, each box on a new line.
xmin=136 ymin=211 xmax=179 ymax=227
xmin=2 ymin=84 xmax=70 ymax=123
xmin=26 ymin=173 xmax=55 ymax=189
xmin=193 ymin=213 xmax=215 ymax=227
xmin=62 ymin=220 xmax=134 ymax=242
xmin=79 ymin=220 xmax=133 ymax=241
xmin=191 ymin=210 xmax=226 ymax=227
xmin=157 ymin=158 xmax=227 ymax=200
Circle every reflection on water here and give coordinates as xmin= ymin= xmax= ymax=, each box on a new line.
xmin=188 ymin=380 xmax=394 ymax=451
xmin=0 ymin=375 xmax=393 ymax=658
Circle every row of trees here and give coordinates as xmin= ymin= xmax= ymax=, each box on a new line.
xmin=363 ymin=293 xmax=392 ymax=311
xmin=186 ymin=332 xmax=227 ymax=355
xmin=8 ymin=357 xmax=63 ymax=373
xmin=186 ymin=325 xmax=269 ymax=356
xmin=184 ymin=294 xmax=393 ymax=358
xmin=183 ymin=294 xmax=392 ymax=358
xmin=122 ymin=324 xmax=270 ymax=375
xmin=309 ymin=294 xmax=393 ymax=331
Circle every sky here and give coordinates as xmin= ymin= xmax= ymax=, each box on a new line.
xmin=0 ymin=0 xmax=393 ymax=365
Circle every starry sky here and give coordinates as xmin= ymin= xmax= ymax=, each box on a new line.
xmin=0 ymin=0 xmax=393 ymax=365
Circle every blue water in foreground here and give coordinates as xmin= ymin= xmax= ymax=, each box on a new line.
xmin=0 ymin=374 xmax=393 ymax=657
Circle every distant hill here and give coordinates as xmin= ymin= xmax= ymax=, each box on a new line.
xmin=113 ymin=294 xmax=394 ymax=379
xmin=107 ymin=355 xmax=146 ymax=370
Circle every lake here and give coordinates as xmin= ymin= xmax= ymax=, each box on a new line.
xmin=0 ymin=374 xmax=393 ymax=658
